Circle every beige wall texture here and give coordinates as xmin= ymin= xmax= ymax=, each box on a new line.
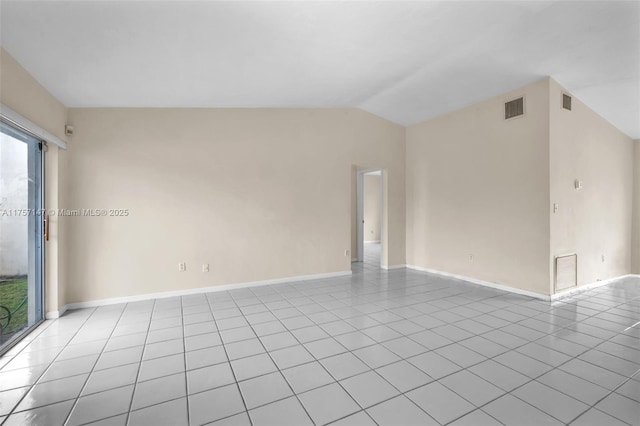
xmin=632 ymin=140 xmax=640 ymax=274
xmin=549 ymin=79 xmax=634 ymax=287
xmin=65 ymin=108 xmax=405 ymax=303
xmin=0 ymin=47 xmax=68 ymax=314
xmin=2 ymin=44 xmax=636 ymax=307
xmin=364 ymin=174 xmax=381 ymax=242
xmin=0 ymin=48 xmax=67 ymax=142
xmin=406 ymin=78 xmax=551 ymax=295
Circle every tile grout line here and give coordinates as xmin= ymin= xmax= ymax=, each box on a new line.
xmin=125 ymin=275 xmax=635 ymax=424
xmin=1 ymin=260 xmax=638 ymax=425
xmin=566 ymin=367 xmax=640 ymax=425
xmin=196 ymin=282 xmax=632 ymax=424
xmin=180 ymin=297 xmax=191 ymax=426
xmin=465 ymin=296 xmax=640 ymax=426
xmin=68 ymin=305 xmax=132 ymax=425
xmin=332 ymin=270 xmax=640 ymax=425
xmin=229 ymin=287 xmax=328 ymax=426
xmin=121 ymin=299 xmax=156 ymax=426
xmin=2 ymin=308 xmax=100 ymax=423
xmin=204 ymin=292 xmax=254 ymax=426
xmin=40 ymin=279 xmax=629 ymax=426
xmin=240 ymin=263 xmax=467 ymax=425
xmin=0 ymin=317 xmax=56 ymax=360
xmin=258 ymin=278 xmax=391 ymax=426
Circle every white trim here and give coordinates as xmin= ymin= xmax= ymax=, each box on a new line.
xmin=381 ymin=264 xmax=407 ymax=270
xmin=46 ymin=270 xmax=638 ymax=317
xmin=356 ymin=171 xmax=364 ymax=262
xmin=45 ymin=304 xmax=68 ymax=319
xmin=550 ymin=274 xmax=637 ymax=301
xmin=406 ymin=264 xmax=550 ymax=300
xmin=0 ymin=104 xmax=67 ymax=149
xmin=364 ymin=240 xmax=381 ymax=244
xmin=61 ymin=270 xmax=352 ymax=310
xmin=406 ymin=265 xmax=636 ymax=302
xmin=356 ymin=167 xmax=384 ymax=266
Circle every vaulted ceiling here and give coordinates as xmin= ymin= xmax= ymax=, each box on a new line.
xmin=1 ymin=1 xmax=638 ymax=138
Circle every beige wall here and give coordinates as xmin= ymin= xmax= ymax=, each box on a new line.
xmin=65 ymin=108 xmax=405 ymax=303
xmin=3 ymin=44 xmax=635 ymax=307
xmin=631 ymin=140 xmax=640 ymax=274
xmin=364 ymin=174 xmax=381 ymax=242
xmin=406 ymin=78 xmax=551 ymax=295
xmin=0 ymin=48 xmax=67 ymax=141
xmin=0 ymin=47 xmax=68 ymax=314
xmin=549 ymin=79 xmax=634 ymax=287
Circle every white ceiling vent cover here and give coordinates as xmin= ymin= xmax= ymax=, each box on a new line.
xmin=555 ymin=253 xmax=577 ymax=292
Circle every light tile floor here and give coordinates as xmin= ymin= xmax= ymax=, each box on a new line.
xmin=0 ymin=243 xmax=639 ymax=425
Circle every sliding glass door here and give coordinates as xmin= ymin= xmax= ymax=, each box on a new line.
xmin=0 ymin=121 xmax=43 ymax=354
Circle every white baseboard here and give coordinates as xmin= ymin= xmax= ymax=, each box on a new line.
xmin=48 ymin=268 xmax=638 ymax=316
xmin=406 ymin=264 xmax=550 ymax=300
xmin=45 ymin=304 xmax=68 ymax=319
xmin=61 ymin=270 xmax=352 ymax=311
xmin=382 ymin=264 xmax=407 ymax=270
xmin=364 ymin=240 xmax=381 ymax=244
xmin=406 ymin=265 xmax=637 ymax=302
xmin=550 ymin=274 xmax=638 ymax=301
xmin=45 ymin=311 xmax=60 ymax=319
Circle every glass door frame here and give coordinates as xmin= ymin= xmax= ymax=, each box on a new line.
xmin=0 ymin=120 xmax=45 ymax=356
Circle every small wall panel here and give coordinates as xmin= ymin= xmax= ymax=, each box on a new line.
xmin=555 ymin=254 xmax=577 ymax=292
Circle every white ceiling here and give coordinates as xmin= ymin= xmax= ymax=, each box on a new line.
xmin=1 ymin=1 xmax=638 ymax=138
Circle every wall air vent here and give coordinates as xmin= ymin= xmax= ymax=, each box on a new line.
xmin=505 ymin=97 xmax=524 ymax=119
xmin=555 ymin=253 xmax=577 ymax=292
xmin=562 ymin=93 xmax=572 ymax=111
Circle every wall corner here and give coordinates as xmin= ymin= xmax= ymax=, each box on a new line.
xmin=633 ymin=140 xmax=640 ymax=273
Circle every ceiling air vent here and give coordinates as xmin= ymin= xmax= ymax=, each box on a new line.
xmin=562 ymin=93 xmax=572 ymax=111
xmin=505 ymin=97 xmax=524 ymax=119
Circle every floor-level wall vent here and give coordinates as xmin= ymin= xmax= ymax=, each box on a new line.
xmin=555 ymin=253 xmax=577 ymax=292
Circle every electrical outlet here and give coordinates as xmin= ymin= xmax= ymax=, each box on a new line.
xmin=469 ymin=254 xmax=474 ymax=261
xmin=345 ymin=249 xmax=350 ymax=257
xmin=574 ymin=179 xmax=583 ymax=190
xmin=202 ymin=264 xmax=210 ymax=272
xmin=553 ymin=203 xmax=559 ymax=213
xmin=601 ymin=255 xmax=605 ymax=263
xmin=178 ymin=262 xmax=186 ymax=272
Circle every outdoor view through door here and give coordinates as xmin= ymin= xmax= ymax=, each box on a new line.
xmin=0 ymin=121 xmax=43 ymax=354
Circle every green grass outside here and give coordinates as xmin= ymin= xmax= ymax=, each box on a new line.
xmin=0 ymin=277 xmax=28 ymax=335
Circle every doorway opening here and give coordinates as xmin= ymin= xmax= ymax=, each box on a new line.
xmin=355 ymin=168 xmax=384 ymax=270
xmin=0 ymin=121 xmax=44 ymax=355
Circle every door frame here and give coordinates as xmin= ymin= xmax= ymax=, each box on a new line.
xmin=356 ymin=168 xmax=384 ymax=264
xmin=0 ymin=121 xmax=45 ymax=356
